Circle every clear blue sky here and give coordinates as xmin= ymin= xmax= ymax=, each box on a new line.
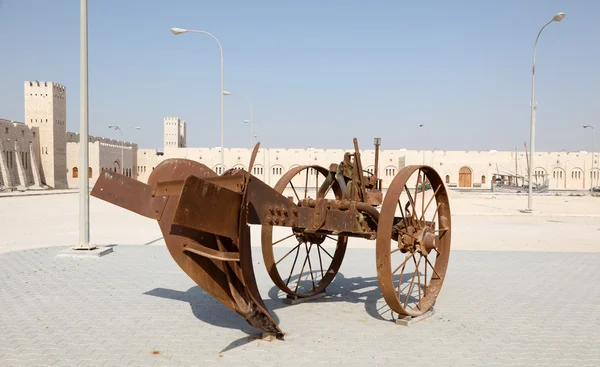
xmin=0 ymin=0 xmax=598 ymax=152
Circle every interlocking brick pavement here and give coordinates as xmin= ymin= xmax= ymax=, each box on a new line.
xmin=1 ymin=246 xmax=599 ymax=366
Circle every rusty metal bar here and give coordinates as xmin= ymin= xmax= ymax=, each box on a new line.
xmin=91 ymin=170 xmax=168 ymax=220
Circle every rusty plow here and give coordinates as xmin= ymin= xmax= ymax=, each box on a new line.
xmin=91 ymin=144 xmax=287 ymax=338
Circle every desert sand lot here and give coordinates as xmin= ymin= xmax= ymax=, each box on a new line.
xmin=1 ymin=190 xmax=598 ymax=254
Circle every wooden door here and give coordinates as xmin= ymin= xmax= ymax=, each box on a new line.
xmin=459 ymin=167 xmax=472 ymax=187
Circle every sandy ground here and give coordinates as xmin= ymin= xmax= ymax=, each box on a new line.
xmin=1 ymin=190 xmax=599 ymax=254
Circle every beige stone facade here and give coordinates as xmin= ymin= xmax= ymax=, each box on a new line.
xmin=66 ymin=133 xmax=137 ymax=189
xmin=164 ymin=117 xmax=186 ymax=149
xmin=24 ymin=81 xmax=67 ymax=189
xmin=0 ymin=119 xmax=43 ymax=189
xmin=0 ymin=81 xmax=134 ymax=192
xmin=136 ymin=143 xmax=600 ymax=191
xmin=2 ymin=80 xmax=599 ymax=193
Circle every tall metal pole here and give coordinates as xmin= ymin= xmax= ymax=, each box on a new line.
xmin=527 ymin=12 xmax=565 ymax=211
xmin=592 ymin=128 xmax=600 ymax=186
xmin=584 ymin=125 xmax=596 ymax=188
xmin=170 ymin=28 xmax=224 ymax=168
xmin=78 ymin=0 xmax=91 ymax=249
xmin=224 ymin=91 xmax=253 ymax=149
xmin=220 ymin=46 xmax=224 ymax=170
xmin=374 ymin=137 xmax=381 ymax=179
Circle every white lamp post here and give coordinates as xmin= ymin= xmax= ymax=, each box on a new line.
xmin=526 ymin=12 xmax=566 ymax=212
xmin=171 ymin=27 xmax=225 ymax=168
xmin=223 ymin=91 xmax=253 ymax=148
xmin=77 ymin=0 xmax=91 ymax=249
xmin=108 ymin=125 xmax=140 ymax=175
xmin=584 ymin=124 xmax=596 ymax=188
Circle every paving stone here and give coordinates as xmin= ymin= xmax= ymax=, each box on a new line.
xmin=0 ymin=246 xmax=599 ymax=365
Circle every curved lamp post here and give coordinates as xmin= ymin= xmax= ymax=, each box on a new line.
xmin=584 ymin=124 xmax=596 ymax=188
xmin=108 ymin=125 xmax=140 ymax=175
xmin=171 ymin=27 xmax=225 ymax=168
xmin=527 ymin=12 xmax=566 ymax=212
xmin=223 ymin=91 xmax=253 ymax=148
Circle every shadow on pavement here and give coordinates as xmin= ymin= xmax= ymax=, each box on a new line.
xmin=144 ymin=270 xmax=419 ymax=352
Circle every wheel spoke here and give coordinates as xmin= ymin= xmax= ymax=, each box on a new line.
xmin=392 ymin=253 xmax=412 ymax=275
xmin=413 ymin=170 xmax=421 ymax=216
xmin=316 ymin=172 xmax=319 ymax=199
xmin=404 ymin=255 xmax=422 ymax=309
xmin=420 ymin=172 xmax=425 ymax=225
xmin=404 ymin=185 xmax=420 ymax=228
xmin=285 ymin=245 xmax=302 ymax=287
xmin=294 ymin=245 xmax=311 ymax=292
xmin=424 ymin=255 xmax=428 ymax=296
xmin=415 ymin=254 xmax=423 ymax=310
xmin=305 ymin=242 xmax=316 ymax=290
xmin=317 ymin=243 xmax=324 ymax=278
xmin=317 ymin=243 xmax=334 ymax=259
xmin=430 ymin=202 xmax=441 ymax=226
xmin=326 ymin=235 xmax=338 ymax=242
xmin=304 ymin=168 xmax=309 ymax=199
xmin=424 ymin=255 xmax=443 ymax=280
xmin=396 ymin=256 xmax=409 ymax=299
xmin=420 ymin=184 xmax=441 ymax=222
xmin=276 ymin=243 xmax=301 ymax=266
xmin=289 ymin=181 xmax=301 ymax=202
xmin=272 ymin=233 xmax=294 ymax=246
xmin=397 ymin=200 xmax=409 ymax=230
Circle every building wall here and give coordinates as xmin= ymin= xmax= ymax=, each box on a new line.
xmin=134 ymin=146 xmax=600 ymax=191
xmin=24 ymin=81 xmax=67 ymax=188
xmin=0 ymin=119 xmax=42 ymax=188
xmin=66 ymin=133 xmax=138 ymax=188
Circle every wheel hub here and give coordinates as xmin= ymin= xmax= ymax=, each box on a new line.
xmin=398 ymin=225 xmax=437 ymax=256
xmin=294 ymin=231 xmax=326 ymax=245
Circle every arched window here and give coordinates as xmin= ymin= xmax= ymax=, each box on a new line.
xmin=272 ymin=165 xmax=284 ymax=175
xmin=445 ymin=175 xmax=450 ymax=184
xmin=481 ymin=175 xmax=486 ymax=184
xmin=214 ymin=165 xmax=225 ymax=175
xmin=88 ymin=167 xmax=92 ymax=178
xmin=72 ymin=167 xmax=78 ymax=178
xmin=252 ymin=166 xmax=264 ymax=175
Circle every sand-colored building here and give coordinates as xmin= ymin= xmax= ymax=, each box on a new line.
xmin=137 ymin=141 xmax=599 ymax=191
xmin=1 ymin=80 xmax=598 ymax=192
xmin=0 ymin=81 xmax=136 ymax=191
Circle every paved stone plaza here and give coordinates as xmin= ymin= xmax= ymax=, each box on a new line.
xmin=1 ymin=191 xmax=600 ymax=366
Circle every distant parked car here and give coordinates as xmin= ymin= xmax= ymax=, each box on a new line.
xmin=590 ymin=186 xmax=600 ymax=193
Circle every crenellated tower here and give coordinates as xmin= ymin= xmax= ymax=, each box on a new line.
xmin=24 ymin=81 xmax=67 ymax=188
xmin=164 ymin=116 xmax=186 ymax=149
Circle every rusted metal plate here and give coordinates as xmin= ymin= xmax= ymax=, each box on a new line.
xmin=296 ymin=207 xmax=358 ymax=233
xmin=172 ymin=175 xmax=242 ymax=240
xmin=204 ymin=174 xmax=246 ymax=192
xmin=246 ymin=177 xmax=299 ymax=227
xmin=91 ymin=170 xmax=168 ymax=220
xmin=148 ymin=159 xmax=281 ymax=334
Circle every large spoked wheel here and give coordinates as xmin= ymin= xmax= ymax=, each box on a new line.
xmin=261 ymin=165 xmax=348 ymax=297
xmin=376 ymin=165 xmax=451 ymax=317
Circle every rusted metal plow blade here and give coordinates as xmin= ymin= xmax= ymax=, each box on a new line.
xmin=91 ymin=159 xmax=283 ymax=337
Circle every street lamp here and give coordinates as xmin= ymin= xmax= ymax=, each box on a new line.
xmin=584 ymin=124 xmax=596 ymax=188
xmin=526 ymin=12 xmax=566 ymax=212
xmin=223 ymin=90 xmax=253 ymax=148
xmin=171 ymin=27 xmax=225 ymax=168
xmin=419 ymin=124 xmax=425 ymax=164
xmin=77 ymin=0 xmax=92 ymax=249
xmin=108 ymin=125 xmax=140 ymax=175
